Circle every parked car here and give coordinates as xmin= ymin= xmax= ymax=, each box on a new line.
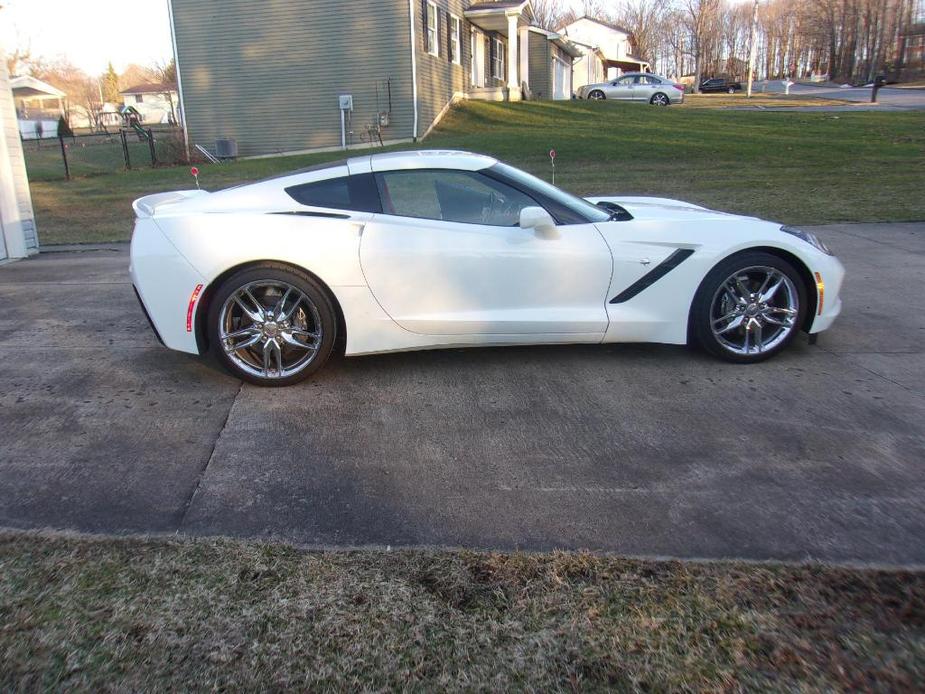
xmin=699 ymin=78 xmax=742 ymax=94
xmin=576 ymin=72 xmax=685 ymax=105
xmin=131 ymin=150 xmax=844 ymax=386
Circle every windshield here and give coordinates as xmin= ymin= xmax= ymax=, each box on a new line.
xmin=488 ymin=162 xmax=611 ymax=224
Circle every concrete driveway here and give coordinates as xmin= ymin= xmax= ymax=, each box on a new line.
xmin=1 ymin=223 xmax=923 ymax=564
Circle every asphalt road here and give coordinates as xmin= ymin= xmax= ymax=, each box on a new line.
xmin=1 ymin=223 xmax=923 ymax=565
xmin=759 ymin=79 xmax=925 ymax=110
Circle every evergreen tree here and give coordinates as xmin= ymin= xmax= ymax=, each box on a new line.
xmin=102 ymin=61 xmax=120 ymax=104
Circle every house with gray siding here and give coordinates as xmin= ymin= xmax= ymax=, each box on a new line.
xmin=169 ymin=0 xmax=581 ymax=158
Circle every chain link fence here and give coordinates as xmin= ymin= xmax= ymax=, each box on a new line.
xmin=23 ymin=126 xmax=187 ymax=182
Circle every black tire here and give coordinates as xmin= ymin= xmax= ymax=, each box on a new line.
xmin=690 ymin=251 xmax=807 ymax=363
xmin=728 ymin=87 xmax=736 ymax=94
xmin=588 ymin=89 xmax=605 ymax=100
xmin=650 ymin=92 xmax=670 ymax=106
xmin=207 ymin=263 xmax=337 ymax=386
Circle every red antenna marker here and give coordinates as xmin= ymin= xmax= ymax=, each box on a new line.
xmin=190 ymin=166 xmax=200 ymax=189
xmin=549 ymin=149 xmax=557 ymax=185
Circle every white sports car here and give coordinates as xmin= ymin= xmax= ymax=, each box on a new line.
xmin=130 ymin=150 xmax=844 ymax=386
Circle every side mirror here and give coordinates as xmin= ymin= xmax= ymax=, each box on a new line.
xmin=519 ymin=206 xmax=558 ymax=238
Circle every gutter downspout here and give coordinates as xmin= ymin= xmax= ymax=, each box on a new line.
xmin=408 ymin=0 xmax=419 ymax=141
xmin=166 ymin=0 xmax=191 ymax=161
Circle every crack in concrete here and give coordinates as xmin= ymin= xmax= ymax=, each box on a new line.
xmin=176 ymin=380 xmax=243 ymax=532
xmin=816 ymin=342 xmax=923 ymax=399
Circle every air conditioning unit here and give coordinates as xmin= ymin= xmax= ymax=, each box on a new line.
xmin=215 ymin=138 xmax=238 ymax=159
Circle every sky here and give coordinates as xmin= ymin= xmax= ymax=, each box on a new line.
xmin=0 ymin=0 xmax=174 ymax=75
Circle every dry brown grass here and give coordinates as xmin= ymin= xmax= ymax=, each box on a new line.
xmin=680 ymin=92 xmax=850 ymax=108
xmin=1 ymin=531 xmax=923 ymax=691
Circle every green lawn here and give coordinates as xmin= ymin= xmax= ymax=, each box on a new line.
xmin=2 ymin=532 xmax=922 ymax=690
xmin=27 ymin=100 xmax=925 ymax=244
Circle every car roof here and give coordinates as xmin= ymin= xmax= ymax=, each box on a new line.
xmin=347 ymin=150 xmax=497 ymax=174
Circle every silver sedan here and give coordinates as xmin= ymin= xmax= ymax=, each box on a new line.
xmin=577 ymin=72 xmax=685 ymax=105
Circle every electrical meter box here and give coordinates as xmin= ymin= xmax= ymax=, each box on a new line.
xmin=378 ymin=112 xmax=390 ymax=127
xmin=338 ymin=94 xmax=353 ymax=111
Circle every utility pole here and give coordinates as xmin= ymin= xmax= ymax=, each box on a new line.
xmin=746 ymin=0 xmax=759 ymax=98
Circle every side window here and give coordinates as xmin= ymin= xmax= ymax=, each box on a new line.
xmin=285 ymin=173 xmax=381 ymax=213
xmin=376 ymin=170 xmax=540 ymax=226
xmin=425 ymin=2 xmax=438 ymax=56
xmin=615 ymin=76 xmax=633 ymax=86
xmin=638 ymin=75 xmax=660 ymax=84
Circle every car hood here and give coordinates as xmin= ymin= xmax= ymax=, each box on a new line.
xmin=585 ymin=196 xmax=749 ymax=223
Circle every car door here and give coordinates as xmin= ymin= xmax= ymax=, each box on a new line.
xmin=359 ymin=168 xmax=613 ymax=336
xmin=632 ymin=75 xmax=658 ymax=101
xmin=604 ymin=75 xmax=635 ymax=99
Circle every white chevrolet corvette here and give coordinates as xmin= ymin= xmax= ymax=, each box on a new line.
xmin=130 ymin=150 xmax=844 ymax=386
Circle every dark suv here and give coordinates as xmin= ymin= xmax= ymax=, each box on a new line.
xmin=699 ymin=78 xmax=742 ymax=94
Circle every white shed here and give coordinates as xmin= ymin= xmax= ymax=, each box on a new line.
xmin=0 ymin=53 xmax=39 ymax=261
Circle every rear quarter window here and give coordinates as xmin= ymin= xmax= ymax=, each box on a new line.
xmin=285 ymin=173 xmax=381 ymax=213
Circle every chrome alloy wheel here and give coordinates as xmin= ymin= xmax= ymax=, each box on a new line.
xmin=588 ymin=90 xmax=605 ymax=100
xmin=651 ymin=93 xmax=670 ymax=106
xmin=218 ymin=280 xmax=322 ymax=379
xmin=709 ymin=266 xmax=799 ymax=356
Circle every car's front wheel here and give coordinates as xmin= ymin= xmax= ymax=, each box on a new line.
xmin=650 ymin=93 xmax=670 ymax=106
xmin=588 ymin=89 xmax=605 ymax=100
xmin=728 ymin=86 xmax=736 ymax=94
xmin=691 ymin=252 xmax=807 ymax=363
xmin=208 ymin=263 xmax=337 ymax=386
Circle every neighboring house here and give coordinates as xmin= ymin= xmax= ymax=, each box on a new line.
xmin=1 ymin=58 xmax=40 ymax=260
xmin=119 ymin=82 xmax=180 ymax=125
xmin=527 ymin=27 xmax=582 ymax=100
xmin=558 ymin=15 xmax=650 ymax=84
xmin=900 ymin=22 xmax=925 ymax=70
xmin=169 ymin=0 xmax=580 ymax=158
xmin=568 ymin=39 xmax=608 ymax=92
xmin=11 ymin=75 xmax=65 ymax=139
xmin=68 ymin=102 xmax=123 ymax=131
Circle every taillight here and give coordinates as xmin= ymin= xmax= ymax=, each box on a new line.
xmin=673 ymin=84 xmax=685 ymax=92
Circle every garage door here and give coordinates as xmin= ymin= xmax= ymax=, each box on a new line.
xmin=552 ymin=57 xmax=569 ymax=100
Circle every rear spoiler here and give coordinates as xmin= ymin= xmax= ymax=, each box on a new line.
xmin=132 ymin=190 xmax=208 ymax=218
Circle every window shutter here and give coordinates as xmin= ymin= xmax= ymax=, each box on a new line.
xmin=422 ymin=0 xmax=429 ymax=53
xmin=446 ymin=13 xmax=453 ymax=62
xmin=489 ymin=34 xmax=495 ymax=79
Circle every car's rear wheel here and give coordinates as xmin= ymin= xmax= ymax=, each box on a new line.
xmin=208 ymin=264 xmax=336 ymax=386
xmin=650 ymin=93 xmax=670 ymax=106
xmin=691 ymin=252 xmax=806 ymax=363
xmin=588 ymin=89 xmax=605 ymax=100
xmin=728 ymin=86 xmax=736 ymax=94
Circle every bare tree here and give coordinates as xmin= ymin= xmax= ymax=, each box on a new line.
xmin=680 ymin=0 xmax=722 ymax=90
xmin=613 ymin=0 xmax=670 ymax=64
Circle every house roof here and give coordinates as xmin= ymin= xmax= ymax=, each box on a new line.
xmin=560 ymin=15 xmax=634 ymax=37
xmin=564 ymin=38 xmax=607 ymax=60
xmin=467 ymin=1 xmax=528 ymax=10
xmin=120 ymin=81 xmax=178 ymax=95
xmin=10 ymin=75 xmax=66 ymax=99
xmin=528 ymin=26 xmax=583 ymax=58
xmin=466 ymin=1 xmax=533 ymax=32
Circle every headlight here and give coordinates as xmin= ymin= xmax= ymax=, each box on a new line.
xmin=780 ymin=225 xmax=833 ymax=255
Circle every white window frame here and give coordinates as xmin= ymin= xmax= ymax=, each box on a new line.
xmin=492 ymin=37 xmax=504 ymax=80
xmin=450 ymin=14 xmax=461 ymax=65
xmin=426 ymin=1 xmax=439 ymax=57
